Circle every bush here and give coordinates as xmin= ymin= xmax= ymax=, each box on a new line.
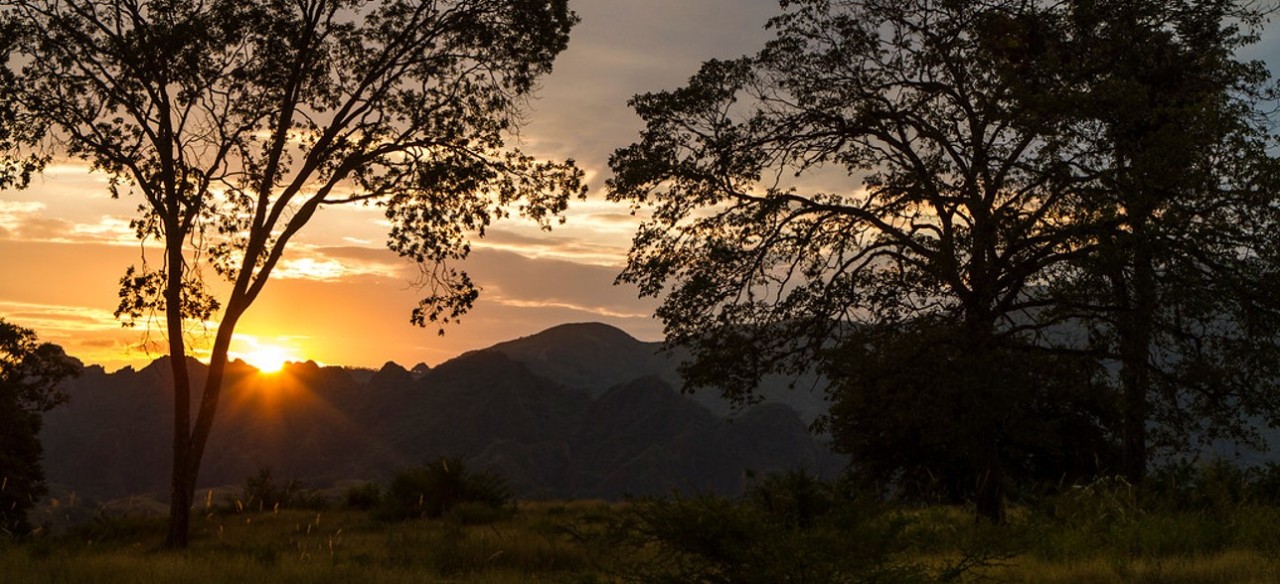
xmin=746 ymin=469 xmax=836 ymax=529
xmin=377 ymin=457 xmax=511 ymax=521
xmin=1145 ymin=459 xmax=1258 ymax=512
xmin=233 ymin=468 xmax=327 ymax=512
xmin=343 ymin=482 xmax=382 ymax=511
xmin=577 ymin=471 xmax=1000 ymax=584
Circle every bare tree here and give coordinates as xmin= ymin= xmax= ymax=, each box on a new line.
xmin=2 ymin=0 xmax=584 ymax=546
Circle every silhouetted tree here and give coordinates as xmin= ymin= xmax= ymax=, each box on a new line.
xmin=0 ymin=319 xmax=77 ymax=535
xmin=609 ymin=0 xmax=1096 ymax=522
xmin=0 ymin=18 xmax=42 ymax=189
xmin=826 ymin=319 xmax=1119 ymax=505
xmin=1046 ymin=0 xmax=1280 ymax=484
xmin=1 ymin=0 xmax=583 ymax=546
xmin=610 ymin=0 xmax=1280 ymax=521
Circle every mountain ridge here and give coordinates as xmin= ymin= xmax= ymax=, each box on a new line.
xmin=39 ymin=322 xmax=843 ymax=502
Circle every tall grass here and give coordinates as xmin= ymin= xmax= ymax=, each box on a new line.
xmin=2 ymin=504 xmax=603 ymax=584
xmin=9 ymin=466 xmax=1280 ymax=583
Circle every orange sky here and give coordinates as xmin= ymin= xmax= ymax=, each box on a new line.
xmin=5 ymin=2 xmax=1280 ymax=371
xmin=0 ymin=0 xmax=782 ymax=371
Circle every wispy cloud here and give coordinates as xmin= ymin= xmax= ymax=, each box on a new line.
xmin=271 ymin=244 xmax=409 ymax=281
xmin=483 ymin=292 xmax=652 ymax=319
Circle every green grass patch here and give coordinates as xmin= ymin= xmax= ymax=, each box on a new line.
xmin=7 ymin=495 xmax=1280 ymax=583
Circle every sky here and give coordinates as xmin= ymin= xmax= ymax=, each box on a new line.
xmin=0 ymin=0 xmax=783 ymax=371
xmin=3 ymin=1 xmax=1280 ymax=371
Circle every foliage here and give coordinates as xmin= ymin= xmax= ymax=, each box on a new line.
xmin=377 ymin=458 xmax=511 ymax=522
xmin=0 ymin=319 xmax=77 ymax=536
xmin=8 ymin=492 xmax=1280 ymax=582
xmin=827 ymin=320 xmax=1120 ymax=505
xmin=1141 ymin=459 xmax=1280 ymax=512
xmin=609 ymin=0 xmax=1088 ymax=406
xmin=575 ymin=471 xmax=1012 ymax=584
xmin=5 ymin=506 xmax=597 ymax=582
xmin=607 ymin=0 xmax=1280 ymax=521
xmin=1038 ymin=0 xmax=1280 ymax=483
xmin=343 ymin=482 xmax=383 ymax=512
xmin=1 ymin=0 xmax=582 ymax=545
xmin=0 ymin=18 xmax=43 ymax=190
xmin=608 ymin=0 xmax=1121 ymax=521
xmin=232 ymin=468 xmax=327 ymax=513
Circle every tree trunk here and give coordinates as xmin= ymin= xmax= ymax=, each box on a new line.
xmin=183 ymin=320 xmax=239 ymax=515
xmin=1118 ymin=239 xmax=1155 ymax=485
xmin=963 ymin=304 xmax=1005 ymax=524
xmin=972 ymin=350 xmax=1006 ymax=525
xmin=974 ymin=450 xmax=1006 ymax=524
xmin=163 ymin=242 xmax=194 ymax=548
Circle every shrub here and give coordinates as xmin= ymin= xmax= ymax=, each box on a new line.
xmin=343 ymin=482 xmax=383 ymax=511
xmin=234 ymin=468 xmax=327 ymax=512
xmin=578 ymin=471 xmax=999 ymax=583
xmin=1146 ymin=459 xmax=1252 ymax=511
xmin=377 ymin=457 xmax=511 ymax=521
xmin=745 ymin=469 xmax=832 ymax=529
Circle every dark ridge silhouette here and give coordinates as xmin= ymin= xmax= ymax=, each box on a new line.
xmin=39 ymin=324 xmax=842 ymax=502
xmin=488 ymin=322 xmax=831 ymax=423
xmin=484 ymin=322 xmax=677 ymax=394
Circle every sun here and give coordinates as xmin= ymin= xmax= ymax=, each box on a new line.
xmin=235 ymin=343 xmax=299 ymax=374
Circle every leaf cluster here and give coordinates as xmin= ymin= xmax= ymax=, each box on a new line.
xmin=0 ymin=319 xmax=77 ymax=536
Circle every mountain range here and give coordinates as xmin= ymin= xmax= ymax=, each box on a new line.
xmin=40 ymin=322 xmax=842 ymax=502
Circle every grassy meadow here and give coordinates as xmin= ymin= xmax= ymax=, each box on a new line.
xmin=7 ymin=483 xmax=1280 ymax=583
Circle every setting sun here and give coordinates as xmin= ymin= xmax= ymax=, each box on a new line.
xmin=230 ymin=337 xmax=303 ymax=374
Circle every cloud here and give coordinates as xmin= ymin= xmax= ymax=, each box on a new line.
xmin=268 ymin=244 xmax=411 ymax=282
xmin=460 ymin=248 xmax=654 ymax=319
xmin=0 ymin=198 xmax=142 ymax=245
xmin=272 ymin=256 xmax=400 ymax=282
xmin=0 ymin=200 xmax=48 ymax=233
xmin=0 ymin=300 xmax=121 ymax=332
xmin=0 ymin=299 xmax=161 ymax=369
xmin=482 ymin=293 xmax=652 ymax=320
xmin=583 ymin=212 xmax=639 ymax=225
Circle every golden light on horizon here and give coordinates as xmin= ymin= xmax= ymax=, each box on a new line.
xmin=230 ymin=336 xmax=303 ymax=374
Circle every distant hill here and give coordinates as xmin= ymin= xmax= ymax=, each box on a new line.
xmin=488 ymin=322 xmax=831 ymax=423
xmin=40 ymin=323 xmax=842 ymax=502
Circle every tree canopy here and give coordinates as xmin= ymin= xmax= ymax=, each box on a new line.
xmin=0 ymin=319 xmax=77 ymax=535
xmin=1040 ymin=0 xmax=1280 ymax=481
xmin=609 ymin=0 xmax=1280 ymax=520
xmin=2 ymin=0 xmax=583 ymax=545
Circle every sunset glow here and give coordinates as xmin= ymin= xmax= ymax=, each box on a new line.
xmin=0 ymin=0 xmax=803 ymax=370
xmin=232 ymin=341 xmax=302 ymax=374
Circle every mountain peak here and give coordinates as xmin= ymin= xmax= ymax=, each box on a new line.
xmin=483 ymin=322 xmax=674 ymax=395
xmin=512 ymin=322 xmax=643 ymax=346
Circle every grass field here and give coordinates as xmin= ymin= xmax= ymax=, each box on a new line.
xmin=7 ymin=493 xmax=1280 ymax=583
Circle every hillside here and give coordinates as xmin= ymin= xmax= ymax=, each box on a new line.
xmin=40 ymin=323 xmax=841 ymax=501
xmin=488 ymin=322 xmax=831 ymax=422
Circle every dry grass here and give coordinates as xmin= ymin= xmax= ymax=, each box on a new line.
xmin=6 ymin=497 xmax=1280 ymax=583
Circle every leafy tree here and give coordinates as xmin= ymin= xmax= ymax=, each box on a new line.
xmin=609 ymin=0 xmax=1096 ymax=522
xmin=0 ymin=18 xmax=42 ymax=190
xmin=0 ymin=319 xmax=78 ymax=535
xmin=609 ymin=0 xmax=1280 ymax=520
xmin=1039 ymin=0 xmax=1280 ymax=483
xmin=2 ymin=0 xmax=583 ymax=546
